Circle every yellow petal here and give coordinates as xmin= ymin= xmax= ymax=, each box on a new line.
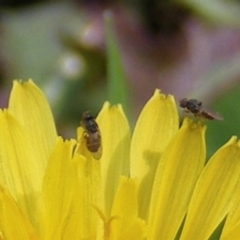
xmin=221 ymin=225 xmax=240 ymax=240
xmin=41 ymin=138 xmax=76 ymax=240
xmin=9 ymin=80 xmax=57 ymax=179
xmin=0 ymin=110 xmax=39 ymax=228
xmin=130 ymin=89 xmax=179 ymax=218
xmin=110 ymin=177 xmax=146 ymax=240
xmin=180 ymin=136 xmax=240 ymax=240
xmin=148 ymin=118 xmax=206 ymax=240
xmin=62 ymin=153 xmax=102 ymax=240
xmin=0 ymin=185 xmax=39 ymax=240
xmin=219 ymin=141 xmax=240 ymax=240
xmin=97 ymin=102 xmax=131 ymax=215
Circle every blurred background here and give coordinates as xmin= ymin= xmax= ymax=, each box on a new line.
xmin=0 ymin=0 xmax=240 ymax=158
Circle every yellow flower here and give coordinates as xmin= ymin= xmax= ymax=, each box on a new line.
xmin=0 ymin=80 xmax=240 ymax=240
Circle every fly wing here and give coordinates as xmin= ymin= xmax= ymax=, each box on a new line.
xmin=200 ymin=106 xmax=223 ymax=121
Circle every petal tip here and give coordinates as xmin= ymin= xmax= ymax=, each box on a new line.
xmin=183 ymin=117 xmax=207 ymax=131
xmin=153 ymin=89 xmax=174 ymax=100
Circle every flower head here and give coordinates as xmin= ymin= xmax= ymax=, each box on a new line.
xmin=0 ymin=80 xmax=239 ymax=240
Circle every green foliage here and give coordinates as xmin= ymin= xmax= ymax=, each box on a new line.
xmin=181 ymin=0 xmax=240 ymax=27
xmin=104 ymin=11 xmax=130 ymax=116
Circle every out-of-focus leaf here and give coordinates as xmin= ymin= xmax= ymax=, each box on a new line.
xmin=104 ymin=11 xmax=130 ymax=115
xmin=190 ymin=53 xmax=240 ymax=101
xmin=206 ymin=85 xmax=240 ymax=159
xmin=180 ymin=0 xmax=240 ymax=27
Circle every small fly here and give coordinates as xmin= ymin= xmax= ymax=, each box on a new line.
xmin=179 ymin=98 xmax=223 ymax=120
xmin=80 ymin=111 xmax=102 ymax=160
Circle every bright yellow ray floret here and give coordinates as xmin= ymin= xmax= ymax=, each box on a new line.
xmin=0 ymin=80 xmax=239 ymax=240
